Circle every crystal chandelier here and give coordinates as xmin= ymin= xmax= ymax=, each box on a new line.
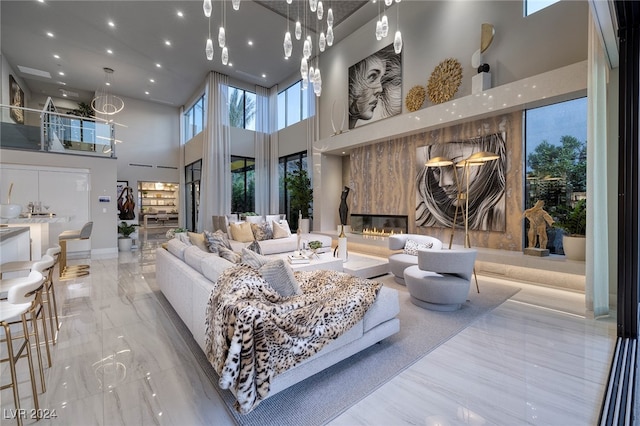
xmin=91 ymin=67 xmax=124 ymax=115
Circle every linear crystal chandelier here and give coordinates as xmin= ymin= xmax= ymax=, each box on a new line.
xmin=376 ymin=0 xmax=402 ymax=54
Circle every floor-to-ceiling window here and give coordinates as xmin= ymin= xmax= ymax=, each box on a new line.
xmin=231 ymin=156 xmax=255 ymax=214
xmin=185 ymin=160 xmax=201 ymax=232
xmin=524 ymin=97 xmax=587 ymax=254
xmin=279 ymin=151 xmax=308 ymax=229
xmin=184 ymin=95 xmax=204 ymax=142
xmin=229 ymin=87 xmax=256 ymax=131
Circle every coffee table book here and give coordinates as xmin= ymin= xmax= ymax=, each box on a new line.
xmin=288 ymin=254 xmax=311 ymax=264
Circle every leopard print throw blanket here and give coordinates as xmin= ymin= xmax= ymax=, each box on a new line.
xmin=204 ymin=264 xmax=382 ymax=414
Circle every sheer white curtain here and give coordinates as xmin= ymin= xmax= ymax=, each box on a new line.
xmin=269 ymin=85 xmax=280 ymax=214
xmin=586 ymin=9 xmax=610 ymax=317
xmin=177 ymin=105 xmax=186 ymax=229
xmin=254 ymin=85 xmax=270 ymax=216
xmin=198 ymin=71 xmax=230 ymax=232
xmin=306 ymin=92 xmax=320 ymax=230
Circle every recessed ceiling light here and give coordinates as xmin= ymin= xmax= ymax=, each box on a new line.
xmin=58 ymin=71 xmax=65 ymax=76
xmin=57 ymin=81 xmax=66 ymax=85
xmin=107 ymin=49 xmax=113 ymax=54
xmin=53 ymin=54 xmax=60 ymax=59
xmin=108 ymin=20 xmax=115 ymax=28
xmin=164 ymin=40 xmax=171 ymax=46
xmin=38 ymin=0 xmax=45 ymax=3
xmin=145 ymin=91 xmax=150 ymax=95
xmin=149 ymin=78 xmax=155 ymax=83
xmin=248 ymin=40 xmax=253 ymax=46
xmin=46 ymin=31 xmax=54 ymax=37
xmin=228 ymin=63 xmax=233 ymax=67
xmin=261 ymin=74 xmax=266 ymax=78
xmin=177 ymin=10 xmax=183 ymax=17
xmin=62 ymin=92 xmax=68 ymax=97
xmin=155 ymin=63 xmax=161 ymax=68
xmin=105 ymin=82 xmax=111 ymax=86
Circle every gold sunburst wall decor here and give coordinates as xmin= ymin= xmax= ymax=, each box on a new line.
xmin=426 ymin=58 xmax=463 ymax=104
xmin=405 ymin=86 xmax=426 ymax=112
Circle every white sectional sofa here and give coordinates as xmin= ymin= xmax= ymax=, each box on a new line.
xmin=155 ymin=240 xmax=400 ymax=399
xmin=213 ymin=214 xmax=333 ymax=255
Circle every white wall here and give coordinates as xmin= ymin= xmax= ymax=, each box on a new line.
xmin=314 ymin=0 xmax=589 ymax=141
xmin=113 ymin=96 xmax=180 ymax=192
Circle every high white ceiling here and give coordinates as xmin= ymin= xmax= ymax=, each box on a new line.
xmin=1 ymin=0 xmax=379 ymax=109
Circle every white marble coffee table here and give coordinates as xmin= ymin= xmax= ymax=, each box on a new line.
xmin=274 ymin=252 xmax=344 ymax=273
xmin=343 ymin=253 xmax=389 ymax=279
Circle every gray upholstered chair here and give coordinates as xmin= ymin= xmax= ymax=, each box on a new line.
xmin=387 ymin=234 xmax=443 ymax=284
xmin=403 ymin=248 xmax=477 ymax=311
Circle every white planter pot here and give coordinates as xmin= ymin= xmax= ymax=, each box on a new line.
xmin=118 ymin=237 xmax=133 ymax=252
xmin=563 ymin=235 xmax=585 ymax=261
xmin=299 ymin=218 xmax=310 ymax=233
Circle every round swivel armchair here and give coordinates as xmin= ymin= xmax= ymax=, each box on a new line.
xmin=404 ymin=248 xmax=477 ymax=311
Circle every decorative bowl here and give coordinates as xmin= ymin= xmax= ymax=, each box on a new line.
xmin=0 ymin=204 xmax=22 ymax=219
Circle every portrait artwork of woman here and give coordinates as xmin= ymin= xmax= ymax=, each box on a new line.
xmin=416 ymin=133 xmax=507 ymax=232
xmin=348 ymin=44 xmax=402 ymax=129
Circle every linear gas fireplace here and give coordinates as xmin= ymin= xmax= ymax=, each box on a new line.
xmin=350 ymin=214 xmax=408 ymax=236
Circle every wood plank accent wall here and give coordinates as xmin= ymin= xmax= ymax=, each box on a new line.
xmin=349 ymin=112 xmax=523 ymax=251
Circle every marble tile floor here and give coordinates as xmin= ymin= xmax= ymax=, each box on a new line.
xmin=0 ymin=238 xmax=617 ymax=426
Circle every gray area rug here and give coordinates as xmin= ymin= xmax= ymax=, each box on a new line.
xmin=157 ymin=274 xmax=519 ymax=426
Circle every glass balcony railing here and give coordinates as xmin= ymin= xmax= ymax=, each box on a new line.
xmin=0 ymin=98 xmax=116 ymax=157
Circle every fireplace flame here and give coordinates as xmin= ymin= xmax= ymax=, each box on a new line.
xmin=362 ymin=227 xmax=403 ymax=237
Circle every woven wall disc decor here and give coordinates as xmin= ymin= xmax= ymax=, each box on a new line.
xmin=405 ymin=86 xmax=426 ymax=112
xmin=426 ymin=58 xmax=463 ymax=104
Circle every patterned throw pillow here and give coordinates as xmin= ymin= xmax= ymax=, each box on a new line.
xmin=251 ymin=222 xmax=272 ymax=241
xmin=229 ymin=222 xmax=255 ymax=243
xmin=403 ymin=239 xmax=434 ymax=256
xmin=218 ymin=246 xmax=242 ymax=264
xmin=241 ymin=247 xmax=271 ymax=269
xmin=258 ymin=259 xmax=301 ymax=297
xmin=204 ymin=229 xmax=232 ymax=254
xmin=272 ymin=220 xmax=292 ymax=239
xmin=247 ymin=240 xmax=262 ymax=254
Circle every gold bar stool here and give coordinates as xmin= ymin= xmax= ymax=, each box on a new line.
xmin=1 ymin=262 xmax=52 ymax=386
xmin=44 ymin=245 xmax=62 ymax=337
xmin=31 ymin=255 xmax=56 ymax=364
xmin=58 ymin=221 xmax=93 ymax=280
xmin=0 ymin=271 xmax=45 ymax=425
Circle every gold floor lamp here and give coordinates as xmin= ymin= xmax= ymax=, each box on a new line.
xmin=426 ymin=151 xmax=500 ymax=293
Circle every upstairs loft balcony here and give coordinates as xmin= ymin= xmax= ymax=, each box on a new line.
xmin=0 ymin=98 xmax=116 ymax=158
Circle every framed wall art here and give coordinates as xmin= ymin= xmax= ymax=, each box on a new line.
xmin=348 ymin=44 xmax=402 ymax=130
xmin=9 ymin=75 xmax=25 ymax=124
xmin=416 ymin=132 xmax=507 ymax=232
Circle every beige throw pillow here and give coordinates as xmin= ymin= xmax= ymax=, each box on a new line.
xmin=188 ymin=232 xmax=208 ymax=252
xmin=272 ymin=220 xmax=292 ymax=239
xmin=229 ymin=221 xmax=255 ymax=242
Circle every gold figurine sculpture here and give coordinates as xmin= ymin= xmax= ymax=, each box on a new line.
xmin=523 ymin=200 xmax=554 ymax=254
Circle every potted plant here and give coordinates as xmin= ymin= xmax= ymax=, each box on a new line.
xmin=166 ymin=227 xmax=187 ymax=239
xmin=284 ymin=164 xmax=313 ymax=232
xmin=557 ymin=199 xmax=586 ymax=261
xmin=117 ymin=221 xmax=138 ymax=251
